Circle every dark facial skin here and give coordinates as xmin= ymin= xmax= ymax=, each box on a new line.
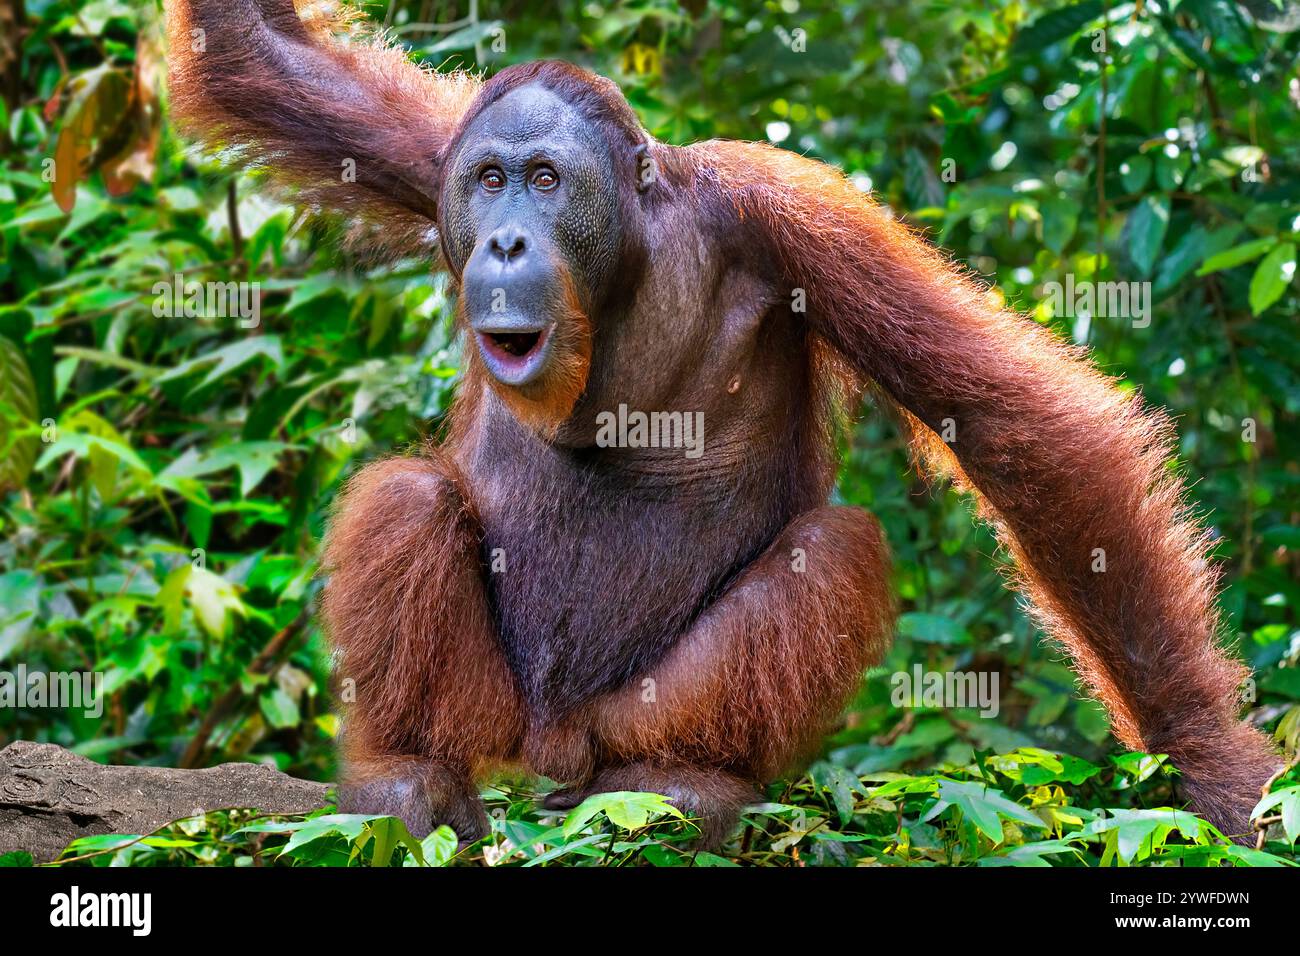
xmin=440 ymin=85 xmax=622 ymax=387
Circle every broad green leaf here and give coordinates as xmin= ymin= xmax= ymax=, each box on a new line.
xmin=156 ymin=336 xmax=284 ymax=393
xmin=1013 ymin=0 xmax=1103 ymax=55
xmin=159 ymin=441 xmax=294 ymax=497
xmin=35 ymin=428 xmax=152 ymax=486
xmin=277 ymin=814 xmax=370 ymax=858
xmin=1196 ymin=236 xmax=1277 ymax=276
xmin=926 ymin=778 xmax=1045 ymax=845
xmin=1040 ymin=195 xmax=1079 ymax=255
xmin=416 ymin=825 xmax=459 ymax=866
xmin=811 ymin=762 xmax=860 ymax=825
xmin=283 ymin=275 xmax=348 ymax=314
xmin=1084 ymin=809 xmax=1206 ymax=864
xmin=61 ymin=833 xmax=145 ymax=854
xmin=1119 ymin=154 xmax=1151 ymax=193
xmin=1154 ymin=150 xmax=1190 ymax=190
xmin=185 ymin=566 xmax=244 ymax=639
xmin=1220 ymin=845 xmax=1296 ymax=867
xmin=259 ymin=687 xmax=300 ymax=730
xmin=1248 ymin=242 xmax=1296 ymax=315
xmin=562 ymin=790 xmax=684 ymax=838
xmin=364 ymin=816 xmax=421 ymax=867
xmin=1125 ymin=194 xmax=1170 ymax=277
xmin=1252 ymin=785 xmax=1300 ymax=844
xmin=986 ymin=748 xmax=1102 ymax=785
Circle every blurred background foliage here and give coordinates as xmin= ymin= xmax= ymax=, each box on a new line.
xmin=1 ymin=0 xmax=1298 ymax=865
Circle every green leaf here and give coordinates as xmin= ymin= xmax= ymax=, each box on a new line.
xmin=156 ymin=336 xmax=284 ymax=393
xmin=277 ymin=814 xmax=369 ymax=858
xmin=282 ymin=275 xmax=347 ymax=314
xmin=159 ymin=441 xmax=294 ymax=497
xmin=979 ymin=839 xmax=1082 ymax=866
xmin=185 ymin=567 xmax=244 ymax=639
xmin=1083 ymin=809 xmax=1206 ymax=864
xmin=562 ymin=790 xmax=684 ymax=838
xmin=1154 ymin=150 xmax=1190 ymax=190
xmin=417 ymin=825 xmax=459 ymax=866
xmin=259 ymin=687 xmax=300 ymax=730
xmin=926 ymin=778 xmax=1045 ymax=845
xmin=0 ymin=336 xmax=38 ymax=491
xmin=521 ymin=833 xmax=609 ymax=866
xmin=987 ymin=748 xmax=1102 ymax=785
xmin=140 ymin=837 xmax=199 ymax=848
xmin=35 ymin=408 xmax=153 ymax=495
xmin=364 ymin=816 xmax=421 ymax=867
xmin=811 ymin=762 xmax=860 ymax=826
xmin=1125 ymin=194 xmax=1170 ymax=277
xmin=897 ymin=612 xmax=969 ymax=645
xmin=1196 ymin=236 xmax=1277 ymax=276
xmin=1040 ymin=195 xmax=1079 ymax=256
xmin=0 ymin=570 xmax=41 ymax=662
xmin=1220 ymin=844 xmax=1296 ymax=867
xmin=1110 ymin=752 xmax=1168 ymax=785
xmin=1248 ymin=242 xmax=1296 ymax=315
xmin=1013 ymin=0 xmax=1103 ymax=56
xmin=1252 ymin=786 xmax=1300 ymax=845
xmin=1119 ymin=154 xmax=1151 ymax=194
xmin=424 ymin=20 xmax=507 ymax=55
xmin=903 ymin=146 xmax=946 ymax=211
xmin=62 ymin=833 xmax=146 ymax=855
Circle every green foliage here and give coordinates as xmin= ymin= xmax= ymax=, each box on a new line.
xmin=35 ymin=756 xmax=1300 ymax=867
xmin=1 ymin=0 xmax=1297 ymax=866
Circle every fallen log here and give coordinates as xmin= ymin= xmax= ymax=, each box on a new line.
xmin=0 ymin=741 xmax=331 ymax=863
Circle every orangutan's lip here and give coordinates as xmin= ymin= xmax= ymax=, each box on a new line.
xmin=475 ymin=324 xmax=553 ymax=386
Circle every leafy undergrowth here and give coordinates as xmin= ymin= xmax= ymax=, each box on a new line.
xmin=17 ymin=749 xmax=1298 ymax=868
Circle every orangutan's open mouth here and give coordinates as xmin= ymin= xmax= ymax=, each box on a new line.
xmin=475 ymin=324 xmax=553 ymax=387
xmin=485 ymin=330 xmax=543 ymax=357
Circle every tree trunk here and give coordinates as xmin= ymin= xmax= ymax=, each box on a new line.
xmin=0 ymin=741 xmax=330 ymax=863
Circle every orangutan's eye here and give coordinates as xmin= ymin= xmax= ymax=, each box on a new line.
xmin=480 ymin=168 xmax=506 ymax=192
xmin=531 ymin=167 xmax=558 ymax=191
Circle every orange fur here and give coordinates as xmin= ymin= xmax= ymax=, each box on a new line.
xmin=166 ymin=0 xmax=479 ymax=254
xmin=320 ymin=452 xmax=524 ymax=781
xmin=694 ymin=140 xmax=1279 ymax=837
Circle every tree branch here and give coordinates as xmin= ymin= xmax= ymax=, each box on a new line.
xmin=0 ymin=741 xmax=330 ymax=863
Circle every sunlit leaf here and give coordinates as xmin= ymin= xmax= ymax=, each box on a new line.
xmin=1248 ymin=241 xmax=1296 ymax=315
xmin=562 ymin=791 xmax=684 ymax=838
